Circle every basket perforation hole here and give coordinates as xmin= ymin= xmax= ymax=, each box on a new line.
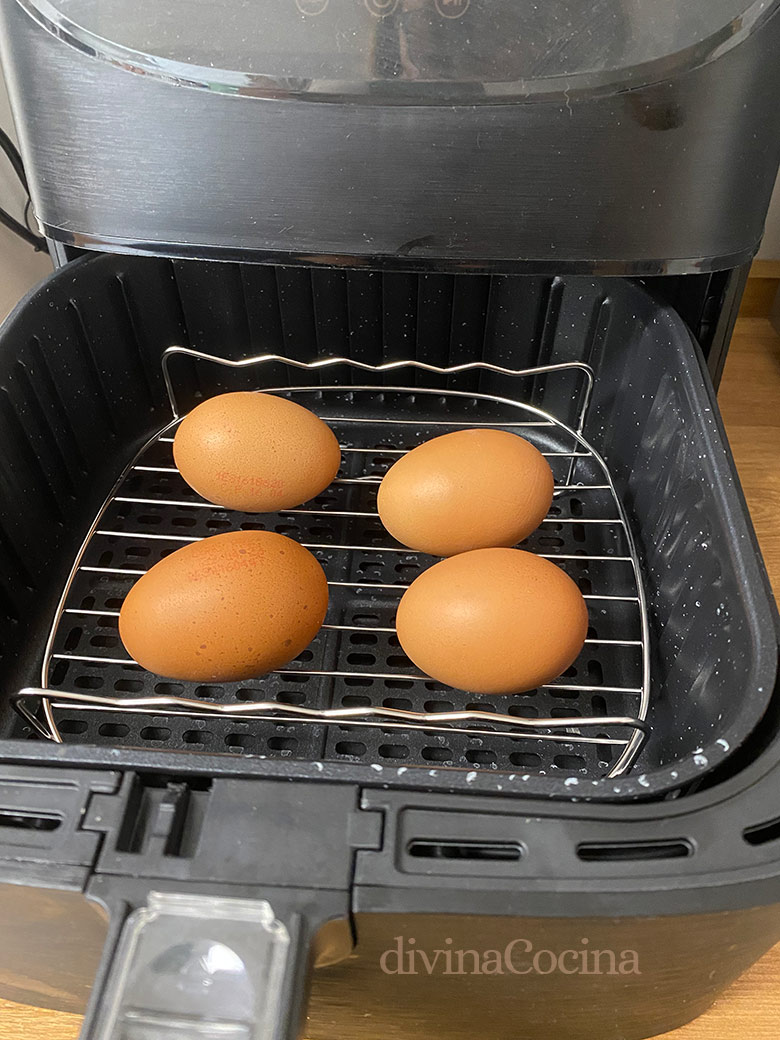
xmin=422 ymin=747 xmax=452 ymax=762
xmin=125 ymin=546 xmax=152 ymax=559
xmin=275 ymin=523 xmax=300 ymax=536
xmin=98 ymin=722 xmax=128 ymax=737
xmin=384 ymin=697 xmax=413 ymax=710
xmin=508 ymin=704 xmax=539 ymax=718
xmin=587 ymin=660 xmax=604 ymax=685
xmin=597 ymin=738 xmax=614 ymax=765
xmin=395 ymin=563 xmax=420 ymax=577
xmin=206 ymin=518 xmax=232 ymax=530
xmin=466 ymin=749 xmax=496 ymax=765
xmin=276 ymin=691 xmax=306 ymax=705
xmin=537 ymin=536 xmax=565 ymax=549
xmin=58 ymin=719 xmax=88 ymax=735
xmin=342 ymin=694 xmax=371 ymax=707
xmin=49 ymin=661 xmax=68 ymax=686
xmin=97 ymin=551 xmax=113 ymax=566
xmin=172 ymin=516 xmax=197 ymax=528
xmin=554 ymin=754 xmax=587 ymax=771
xmin=74 ymin=675 xmax=104 ymax=690
xmin=591 ymin=694 xmax=608 ymax=715
xmin=572 ymin=523 xmax=587 ymax=543
xmin=90 ymin=635 xmax=118 ymax=649
xmin=350 ymin=633 xmax=379 ymax=646
xmin=335 ymin=740 xmax=367 ymax=757
xmin=63 ymin=626 xmax=83 ymax=651
xmin=578 ymin=576 xmax=593 ymax=594
xmin=267 ymin=736 xmax=298 ymax=753
xmin=570 ymin=498 xmax=584 ymax=517
xmin=344 ymin=676 xmax=373 ymax=687
xmin=353 ymin=613 xmax=380 ymax=625
xmin=154 ymin=682 xmax=184 ymax=696
xmin=510 ymin=751 xmax=541 ymax=767
xmin=140 ymin=726 xmax=171 ymax=741
xmin=194 ymin=685 xmax=222 ymax=700
xmin=227 ymin=733 xmax=256 ymax=750
xmin=424 ymin=700 xmax=454 ymax=712
xmin=115 ymin=679 xmax=144 ymax=692
xmin=387 ymin=654 xmax=413 ymax=668
xmin=347 ymin=653 xmax=375 ymax=666
xmin=379 ymin=744 xmax=410 ymax=760
xmin=385 ymin=679 xmax=415 ymax=690
xmin=137 ymin=513 xmax=163 ymax=526
xmin=549 ymin=687 xmax=578 ymax=699
xmin=183 ymin=729 xmax=210 ymax=744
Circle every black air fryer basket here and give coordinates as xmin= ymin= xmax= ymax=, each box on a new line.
xmin=2 ymin=0 xmax=780 ymax=1038
xmin=2 ymin=257 xmax=777 ymax=803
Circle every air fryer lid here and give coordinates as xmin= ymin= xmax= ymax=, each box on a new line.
xmin=15 ymin=0 xmax=776 ymax=99
xmin=4 ymin=0 xmax=780 ymax=271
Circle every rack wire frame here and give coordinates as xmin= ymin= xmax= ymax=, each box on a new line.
xmin=16 ymin=348 xmax=651 ymax=780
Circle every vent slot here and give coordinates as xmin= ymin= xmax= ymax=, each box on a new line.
xmin=744 ymin=817 xmax=780 ymax=846
xmin=407 ymin=839 xmax=523 ymax=862
xmin=577 ymin=840 xmax=692 ymax=862
xmin=0 ymin=810 xmax=60 ymax=832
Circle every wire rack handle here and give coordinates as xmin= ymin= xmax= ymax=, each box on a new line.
xmin=161 ymin=346 xmax=595 ymax=433
xmin=15 ymin=688 xmax=650 ymax=758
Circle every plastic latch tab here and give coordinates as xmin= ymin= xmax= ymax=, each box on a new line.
xmin=95 ymin=892 xmax=290 ymax=1040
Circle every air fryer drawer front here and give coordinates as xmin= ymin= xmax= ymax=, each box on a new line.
xmin=5 ymin=766 xmax=780 ymax=1040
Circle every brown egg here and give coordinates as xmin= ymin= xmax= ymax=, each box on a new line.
xmin=119 ymin=531 xmax=328 ymax=682
xmin=173 ymin=392 xmax=341 ymax=512
xmin=377 ymin=429 xmax=554 ymax=556
xmin=396 ymin=548 xmax=588 ymax=695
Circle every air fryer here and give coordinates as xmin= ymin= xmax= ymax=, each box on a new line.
xmin=0 ymin=2 xmax=780 ymax=1039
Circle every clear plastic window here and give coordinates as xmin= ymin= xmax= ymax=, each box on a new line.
xmin=16 ymin=0 xmax=780 ymax=100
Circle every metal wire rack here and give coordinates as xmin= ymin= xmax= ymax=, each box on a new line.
xmin=16 ymin=348 xmax=651 ymax=780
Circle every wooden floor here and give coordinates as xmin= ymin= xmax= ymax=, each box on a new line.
xmin=3 ymin=317 xmax=780 ymax=1040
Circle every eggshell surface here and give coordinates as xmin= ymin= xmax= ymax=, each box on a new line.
xmin=396 ymin=548 xmax=588 ymax=695
xmin=377 ymin=429 xmax=554 ymax=556
xmin=173 ymin=392 xmax=341 ymax=512
xmin=119 ymin=531 xmax=328 ymax=682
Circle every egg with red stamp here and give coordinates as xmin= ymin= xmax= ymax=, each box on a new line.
xmin=118 ymin=530 xmax=328 ymax=682
xmin=173 ymin=391 xmax=341 ymax=512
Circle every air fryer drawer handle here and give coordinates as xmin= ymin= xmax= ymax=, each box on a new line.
xmin=79 ymin=887 xmax=348 ymax=1040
